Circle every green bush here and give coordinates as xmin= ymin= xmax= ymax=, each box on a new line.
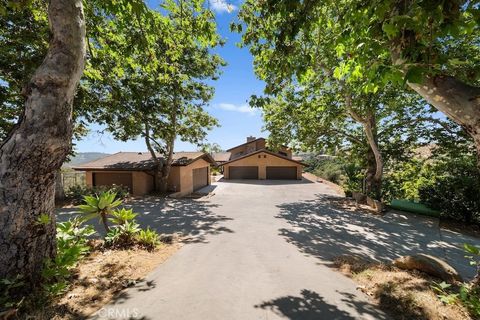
xmin=105 ymin=221 xmax=141 ymax=248
xmin=432 ymin=244 xmax=480 ymax=318
xmin=109 ymin=208 xmax=138 ymax=225
xmin=42 ymin=217 xmax=95 ymax=296
xmin=419 ymin=157 xmax=480 ymax=224
xmin=136 ymin=227 xmax=161 ymax=251
xmin=382 ymin=159 xmax=435 ymax=203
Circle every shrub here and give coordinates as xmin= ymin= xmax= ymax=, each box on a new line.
xmin=419 ymin=156 xmax=480 ymax=224
xmin=432 ymin=244 xmax=480 ymax=318
xmin=42 ymin=217 xmax=95 ymax=296
xmin=136 ymin=227 xmax=161 ymax=251
xmin=109 ymin=208 xmax=137 ymax=225
xmin=77 ymin=191 xmax=123 ymax=233
xmin=105 ymin=221 xmax=141 ymax=248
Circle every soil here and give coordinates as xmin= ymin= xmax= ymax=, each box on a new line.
xmin=26 ymin=244 xmax=179 ymax=320
xmin=333 ymin=255 xmax=472 ymax=320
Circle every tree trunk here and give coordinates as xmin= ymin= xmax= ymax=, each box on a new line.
xmin=362 ymin=114 xmax=383 ymax=199
xmin=346 ymin=95 xmax=384 ymax=199
xmin=159 ymin=140 xmax=175 ymax=193
xmin=0 ymin=0 xmax=86 ymax=281
xmin=100 ymin=212 xmax=110 ymax=233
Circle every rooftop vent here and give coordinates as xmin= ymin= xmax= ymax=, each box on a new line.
xmin=246 ymin=136 xmax=256 ymax=142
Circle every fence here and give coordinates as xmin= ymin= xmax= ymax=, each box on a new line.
xmin=55 ymin=171 xmax=87 ymax=201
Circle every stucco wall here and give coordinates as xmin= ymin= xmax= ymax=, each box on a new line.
xmin=132 ymin=171 xmax=154 ymax=195
xmin=176 ymin=158 xmax=211 ymax=196
xmin=84 ymin=170 xmax=153 ymax=196
xmin=223 ymin=152 xmax=302 ymax=180
xmin=82 ymin=159 xmax=211 ymax=197
xmin=167 ymin=166 xmax=181 ymax=192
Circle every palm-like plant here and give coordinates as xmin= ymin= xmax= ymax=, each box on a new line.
xmin=77 ymin=191 xmax=122 ymax=232
xmin=109 ymin=208 xmax=138 ymax=225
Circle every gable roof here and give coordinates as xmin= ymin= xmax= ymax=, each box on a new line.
xmin=226 ymin=137 xmax=266 ymax=152
xmin=221 ymin=149 xmax=305 ymax=166
xmin=212 ymin=152 xmax=231 ymax=162
xmin=72 ymin=152 xmax=216 ymax=171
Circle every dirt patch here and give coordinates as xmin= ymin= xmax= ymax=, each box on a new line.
xmin=326 ymin=196 xmax=381 ymax=215
xmin=302 ymin=172 xmax=345 ymax=196
xmin=333 ymin=256 xmax=472 ymax=320
xmin=28 ymin=244 xmax=180 ymax=320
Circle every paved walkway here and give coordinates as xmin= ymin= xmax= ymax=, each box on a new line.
xmin=79 ymin=177 xmax=480 ymax=320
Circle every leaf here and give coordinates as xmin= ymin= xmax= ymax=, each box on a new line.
xmin=464 ymin=243 xmax=480 ymax=255
xmin=382 ymin=22 xmax=399 ymax=39
xmin=404 ymin=66 xmax=425 ymax=84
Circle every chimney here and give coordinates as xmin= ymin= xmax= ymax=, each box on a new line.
xmin=246 ymin=136 xmax=256 ymax=142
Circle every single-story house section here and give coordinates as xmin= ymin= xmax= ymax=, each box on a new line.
xmin=222 ymin=149 xmax=304 ymax=180
xmin=72 ymin=152 xmax=216 ymax=196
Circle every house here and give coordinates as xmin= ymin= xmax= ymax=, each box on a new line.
xmin=73 ymin=152 xmax=216 ymax=196
xmin=222 ymin=137 xmax=305 ymax=180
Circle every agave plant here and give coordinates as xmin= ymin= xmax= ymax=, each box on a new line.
xmin=109 ymin=208 xmax=138 ymax=225
xmin=76 ymin=191 xmax=122 ymax=233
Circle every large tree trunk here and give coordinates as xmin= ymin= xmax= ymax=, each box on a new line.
xmin=0 ymin=0 xmax=86 ymax=281
xmin=159 ymin=138 xmax=175 ymax=193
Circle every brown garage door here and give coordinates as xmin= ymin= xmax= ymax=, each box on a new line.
xmin=229 ymin=166 xmax=258 ymax=179
xmin=192 ymin=167 xmax=208 ymax=191
xmin=266 ymin=166 xmax=297 ymax=180
xmin=93 ymin=172 xmax=133 ymax=191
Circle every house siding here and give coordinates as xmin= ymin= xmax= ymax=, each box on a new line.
xmin=223 ymin=152 xmax=302 ymax=180
xmin=83 ymin=159 xmax=211 ymax=196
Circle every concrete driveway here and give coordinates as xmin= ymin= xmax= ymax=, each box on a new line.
xmin=84 ymin=177 xmax=480 ymax=320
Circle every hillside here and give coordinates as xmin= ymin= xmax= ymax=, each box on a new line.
xmin=64 ymin=152 xmax=110 ymax=168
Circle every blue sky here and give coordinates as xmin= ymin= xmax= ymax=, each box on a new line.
xmin=75 ymin=0 xmax=266 ymax=154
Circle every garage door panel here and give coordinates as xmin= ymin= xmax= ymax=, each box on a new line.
xmin=266 ymin=166 xmax=297 ymax=180
xmin=93 ymin=172 xmax=133 ymax=191
xmin=229 ymin=166 xmax=258 ymax=179
xmin=193 ymin=167 xmax=208 ymax=191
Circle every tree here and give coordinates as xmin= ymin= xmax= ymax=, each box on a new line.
xmin=261 ymin=82 xmax=448 ymax=199
xmin=236 ymin=0 xmax=480 ymax=166
xmin=91 ymin=0 xmax=223 ymax=192
xmin=199 ymin=142 xmax=224 ymax=153
xmin=0 ymin=0 xmax=86 ymax=281
xmin=0 ymin=0 xmax=157 ymax=282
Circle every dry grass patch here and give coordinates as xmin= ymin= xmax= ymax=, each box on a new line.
xmin=333 ymin=255 xmax=472 ymax=320
xmin=27 ymin=243 xmax=179 ymax=320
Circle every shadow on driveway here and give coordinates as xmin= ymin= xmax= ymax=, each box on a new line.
xmin=57 ymin=196 xmax=233 ymax=243
xmin=255 ymin=289 xmax=387 ymax=320
xmin=276 ymin=195 xmax=479 ymax=280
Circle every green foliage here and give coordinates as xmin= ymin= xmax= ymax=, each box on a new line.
xmin=77 ymin=191 xmax=123 ymax=232
xmin=382 ymin=158 xmax=435 ymax=203
xmin=109 ymin=208 xmax=138 ymax=225
xmin=305 ymin=156 xmax=344 ymax=185
xmin=419 ymin=155 xmax=480 ymax=224
xmin=65 ymin=185 xmax=129 ymax=204
xmin=431 ymin=244 xmax=480 ymax=318
xmin=88 ymin=0 xmax=224 ymax=179
xmin=136 ymin=227 xmax=161 ymax=251
xmin=105 ymin=221 xmax=141 ymax=248
xmin=0 ymin=275 xmax=25 ymax=312
xmin=42 ymin=217 xmax=95 ymax=296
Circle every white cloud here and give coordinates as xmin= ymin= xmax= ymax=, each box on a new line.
xmin=217 ymin=103 xmax=256 ymax=115
xmin=209 ymin=0 xmax=237 ymax=13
